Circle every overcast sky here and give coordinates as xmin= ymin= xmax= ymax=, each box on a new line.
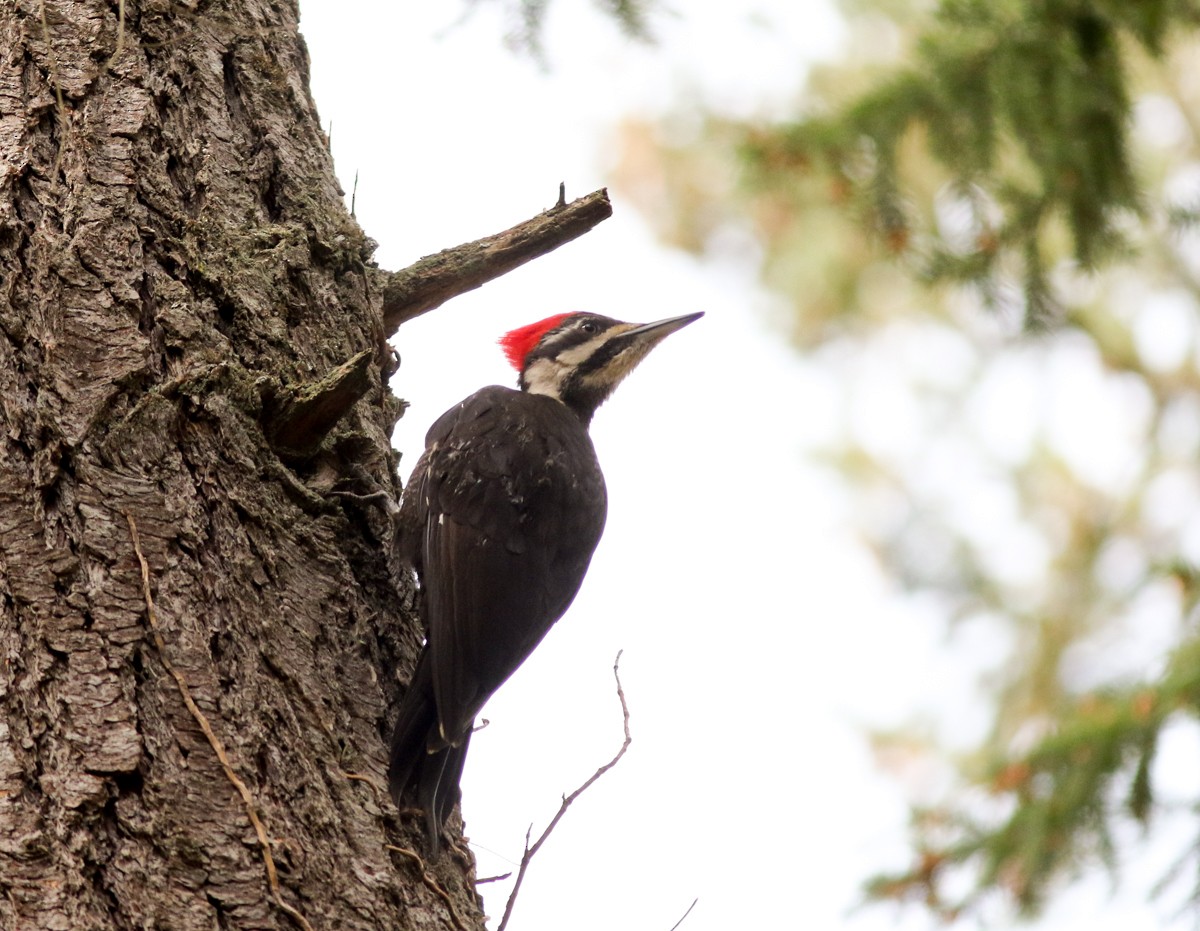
xmin=300 ymin=4 xmax=1194 ymax=929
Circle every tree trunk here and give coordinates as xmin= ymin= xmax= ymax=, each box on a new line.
xmin=0 ymin=1 xmax=485 ymax=927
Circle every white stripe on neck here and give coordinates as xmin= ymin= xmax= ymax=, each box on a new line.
xmin=523 ymin=357 xmax=568 ymax=400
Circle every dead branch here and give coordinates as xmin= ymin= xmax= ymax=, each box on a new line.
xmin=126 ymin=515 xmax=315 ymax=931
xmin=495 ymin=650 xmax=632 ymax=931
xmin=380 ymin=188 xmax=613 ymax=332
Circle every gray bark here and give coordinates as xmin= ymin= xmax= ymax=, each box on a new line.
xmin=0 ymin=1 xmax=485 ymax=927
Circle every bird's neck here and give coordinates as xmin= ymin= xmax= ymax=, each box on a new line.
xmin=519 ymin=361 xmax=604 ymax=426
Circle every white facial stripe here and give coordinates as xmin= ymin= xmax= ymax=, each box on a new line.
xmin=553 ymin=331 xmax=622 ymax=366
xmin=525 ymin=324 xmax=644 ymax=401
xmin=523 ymin=356 xmax=567 ymax=398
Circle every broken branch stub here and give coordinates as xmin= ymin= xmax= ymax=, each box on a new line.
xmin=263 ymin=349 xmax=375 ymax=458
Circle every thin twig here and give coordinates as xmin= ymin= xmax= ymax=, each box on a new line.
xmin=384 ymin=845 xmax=471 ymax=931
xmin=340 ymin=769 xmax=386 ymax=799
xmin=667 ymin=897 xmax=699 ymax=931
xmin=475 ymin=872 xmax=512 ymax=885
xmin=379 ymin=187 xmax=613 ymax=332
xmin=496 ymin=651 xmax=632 ymax=931
xmin=328 ymin=489 xmax=397 ymax=508
xmin=127 ymin=515 xmax=315 ymax=931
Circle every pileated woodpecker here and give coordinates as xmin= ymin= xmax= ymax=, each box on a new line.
xmin=389 ymin=309 xmax=702 ymax=853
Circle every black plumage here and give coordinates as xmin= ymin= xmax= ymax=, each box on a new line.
xmin=389 ymin=311 xmax=701 ymax=853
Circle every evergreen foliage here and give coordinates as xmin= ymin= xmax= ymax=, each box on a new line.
xmin=482 ymin=0 xmax=656 ymax=59
xmin=869 ymin=626 xmax=1200 ymax=918
xmin=612 ymin=0 xmax=1200 ymax=924
xmin=743 ymin=0 xmax=1200 ymax=325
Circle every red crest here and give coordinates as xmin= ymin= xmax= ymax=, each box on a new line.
xmin=499 ymin=313 xmax=574 ymax=370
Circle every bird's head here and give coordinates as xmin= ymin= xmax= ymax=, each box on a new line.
xmin=499 ymin=311 xmax=703 ymax=422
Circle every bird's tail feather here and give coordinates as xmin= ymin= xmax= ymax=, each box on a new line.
xmin=416 ymin=735 xmax=470 ymax=857
xmin=388 ymin=650 xmax=470 ymax=856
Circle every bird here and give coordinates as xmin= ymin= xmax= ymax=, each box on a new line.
xmin=388 ymin=309 xmax=703 ymax=854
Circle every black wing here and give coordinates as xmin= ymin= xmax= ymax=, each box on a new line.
xmin=406 ymin=385 xmax=608 ymax=747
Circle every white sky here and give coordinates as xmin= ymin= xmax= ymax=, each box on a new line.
xmin=301 ymin=4 xmax=1195 ymax=929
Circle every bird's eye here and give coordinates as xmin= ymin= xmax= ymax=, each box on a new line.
xmin=580 ymin=321 xmax=598 ymax=334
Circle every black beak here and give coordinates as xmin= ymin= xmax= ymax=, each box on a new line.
xmin=622 ymin=311 xmax=705 ymax=341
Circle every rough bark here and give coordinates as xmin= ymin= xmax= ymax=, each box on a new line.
xmin=0 ymin=1 xmax=500 ymax=928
